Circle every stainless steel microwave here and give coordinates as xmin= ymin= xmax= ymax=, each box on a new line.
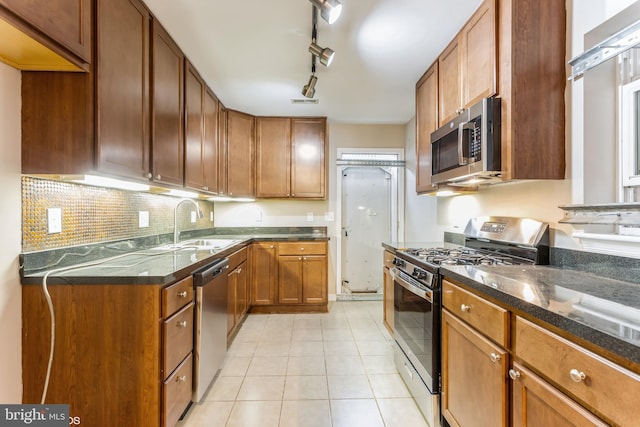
xmin=431 ymin=97 xmax=501 ymax=185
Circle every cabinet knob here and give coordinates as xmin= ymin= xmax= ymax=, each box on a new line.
xmin=508 ymin=369 xmax=521 ymax=380
xmin=460 ymin=304 xmax=471 ymax=312
xmin=203 ymin=186 xmax=208 ymax=191
xmin=176 ymin=375 xmax=187 ymax=383
xmin=146 ymin=172 xmax=152 ymax=179
xmin=270 ymin=245 xmax=275 ymax=249
xmin=156 ymin=174 xmax=162 ymax=180
xmin=300 ymin=247 xmax=305 ymax=251
xmin=237 ymin=268 xmax=242 ymax=274
xmin=569 ymin=368 xmax=586 ymax=383
xmin=298 ymin=257 xmax=302 ymax=260
xmin=489 ymin=353 xmax=501 ymax=363
xmin=177 ymin=291 xmax=188 ymax=298
xmin=177 ymin=320 xmax=188 ymax=328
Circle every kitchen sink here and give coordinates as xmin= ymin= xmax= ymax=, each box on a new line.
xmin=178 ymin=238 xmax=241 ymax=250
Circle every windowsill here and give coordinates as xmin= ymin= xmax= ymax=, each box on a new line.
xmin=572 ymin=232 xmax=640 ymax=259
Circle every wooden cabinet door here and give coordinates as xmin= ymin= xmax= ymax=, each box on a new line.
xmin=227 ymin=268 xmax=237 ymax=336
xmin=302 ymin=256 xmax=327 ymax=304
xmin=0 ymin=0 xmax=92 ymax=63
xmin=218 ymin=106 xmax=228 ymax=195
xmin=152 ymin=21 xmax=184 ymax=186
xmin=95 ymin=0 xmax=150 ymax=180
xmin=184 ymin=61 xmax=205 ymax=190
xmin=291 ymin=118 xmax=326 ymax=198
xmin=256 ymin=117 xmax=291 ymax=197
xmin=251 ymin=242 xmax=278 ymax=305
xmin=203 ymin=89 xmax=220 ymax=193
xmin=442 ymin=309 xmax=508 ymax=427
xmin=278 ymin=256 xmax=303 ymax=304
xmin=226 ymin=110 xmax=255 ymax=197
xmin=383 ymin=266 xmax=394 ymax=334
xmin=416 ymin=63 xmax=438 ymax=194
xmin=438 ymin=37 xmax=461 ymax=125
xmin=510 ymin=362 xmax=608 ymax=427
xmin=235 ymin=261 xmax=248 ymax=320
xmin=460 ymin=0 xmax=496 ymax=108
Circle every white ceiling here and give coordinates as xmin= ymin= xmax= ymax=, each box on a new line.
xmin=143 ymin=0 xmax=482 ymax=124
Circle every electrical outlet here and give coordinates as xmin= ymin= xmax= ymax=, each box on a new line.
xmin=210 ymin=211 xmax=214 ymax=222
xmin=307 ymin=212 xmax=314 ymax=222
xmin=324 ymin=211 xmax=334 ymax=221
xmin=138 ymin=211 xmax=149 ymax=228
xmin=256 ymin=210 xmax=262 ymax=222
xmin=47 ymin=208 xmax=62 ymax=234
xmin=190 ymin=211 xmax=197 ymax=223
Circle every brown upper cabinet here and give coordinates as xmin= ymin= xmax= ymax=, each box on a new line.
xmin=217 ymin=105 xmax=229 ymax=196
xmin=95 ymin=0 xmax=151 ymax=181
xmin=416 ymin=63 xmax=439 ymax=194
xmin=225 ymin=110 xmax=255 ymax=198
xmin=255 ymin=117 xmax=326 ymax=199
xmin=184 ymin=60 xmax=219 ymax=193
xmin=415 ymin=0 xmax=565 ymax=190
xmin=152 ymin=21 xmax=184 ymax=186
xmin=0 ymin=0 xmax=91 ymax=70
xmin=438 ymin=0 xmax=496 ymax=125
xmin=291 ymin=118 xmax=326 ymax=199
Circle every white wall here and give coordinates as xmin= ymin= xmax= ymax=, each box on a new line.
xmin=0 ymin=61 xmax=22 ymax=402
xmin=214 ymin=122 xmax=406 ymax=298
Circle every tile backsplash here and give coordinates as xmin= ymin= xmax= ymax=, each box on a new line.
xmin=22 ymin=177 xmax=214 ymax=252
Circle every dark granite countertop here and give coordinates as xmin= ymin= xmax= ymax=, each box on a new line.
xmin=21 ymin=231 xmax=329 ymax=286
xmin=441 ymin=264 xmax=640 ymax=367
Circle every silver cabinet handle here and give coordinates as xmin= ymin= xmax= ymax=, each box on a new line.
xmin=489 ymin=353 xmax=501 ymax=363
xmin=177 ymin=291 xmax=188 ymax=298
xmin=460 ymin=304 xmax=471 ymax=312
xmin=508 ymin=369 xmax=521 ymax=380
xmin=176 ymin=375 xmax=187 ymax=383
xmin=569 ymin=368 xmax=586 ymax=383
xmin=177 ymin=320 xmax=188 ymax=328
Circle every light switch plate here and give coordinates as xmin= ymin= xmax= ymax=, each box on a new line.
xmin=138 ymin=211 xmax=149 ymax=228
xmin=47 ymin=207 xmax=62 ymax=234
xmin=307 ymin=212 xmax=314 ymax=222
xmin=210 ymin=211 xmax=214 ymax=222
xmin=190 ymin=211 xmax=197 ymax=223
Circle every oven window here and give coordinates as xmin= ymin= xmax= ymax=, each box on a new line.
xmin=394 ymin=281 xmax=439 ymax=388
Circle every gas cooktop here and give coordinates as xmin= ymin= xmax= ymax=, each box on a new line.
xmin=402 ymin=247 xmax=527 ymax=266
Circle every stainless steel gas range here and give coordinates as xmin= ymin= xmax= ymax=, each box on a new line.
xmin=390 ymin=217 xmax=549 ymax=427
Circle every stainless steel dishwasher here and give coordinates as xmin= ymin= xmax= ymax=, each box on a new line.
xmin=193 ymin=257 xmax=229 ymax=402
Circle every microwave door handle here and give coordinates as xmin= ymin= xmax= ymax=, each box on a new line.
xmin=458 ymin=121 xmax=475 ymax=165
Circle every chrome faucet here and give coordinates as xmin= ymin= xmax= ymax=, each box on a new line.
xmin=174 ymin=199 xmax=204 ymax=244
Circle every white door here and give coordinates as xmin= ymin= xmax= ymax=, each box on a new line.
xmin=340 ymin=166 xmax=392 ymax=294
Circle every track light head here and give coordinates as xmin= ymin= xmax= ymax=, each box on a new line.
xmin=309 ymin=42 xmax=335 ymax=67
xmin=309 ymin=0 xmax=342 ymax=24
xmin=302 ymin=74 xmax=317 ymax=98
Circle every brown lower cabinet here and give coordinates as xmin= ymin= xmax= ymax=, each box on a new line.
xmin=442 ymin=308 xmax=508 ymax=427
xmin=22 ymin=276 xmax=195 ymax=427
xmin=442 ymin=278 xmax=639 ymax=427
xmin=382 ymin=250 xmax=394 ymax=334
xmin=227 ymin=247 xmax=249 ymax=341
xmin=250 ymin=241 xmax=328 ymax=313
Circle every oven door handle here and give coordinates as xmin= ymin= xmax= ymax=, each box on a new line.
xmin=390 ymin=267 xmax=434 ymax=302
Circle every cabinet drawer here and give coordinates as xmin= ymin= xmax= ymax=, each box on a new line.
xmin=228 ymin=246 xmax=247 ymax=271
xmin=163 ymin=276 xmax=194 ymax=318
xmin=383 ymin=250 xmax=395 ymax=269
xmin=514 ymin=316 xmax=640 ymax=427
xmin=163 ymin=353 xmax=192 ymax=427
xmin=163 ymin=302 xmax=194 ymax=377
xmin=278 ymin=241 xmax=326 ymax=256
xmin=442 ymin=280 xmax=508 ymax=347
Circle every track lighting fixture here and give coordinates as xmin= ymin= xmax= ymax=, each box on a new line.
xmin=309 ymin=0 xmax=343 ymax=24
xmin=309 ymin=42 xmax=334 ymax=67
xmin=302 ymin=74 xmax=317 ymax=98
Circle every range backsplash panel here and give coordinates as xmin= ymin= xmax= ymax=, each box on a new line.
xmin=22 ymin=176 xmax=215 ymax=253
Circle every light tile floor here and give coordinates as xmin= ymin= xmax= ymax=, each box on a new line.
xmin=179 ymin=300 xmax=430 ymax=427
